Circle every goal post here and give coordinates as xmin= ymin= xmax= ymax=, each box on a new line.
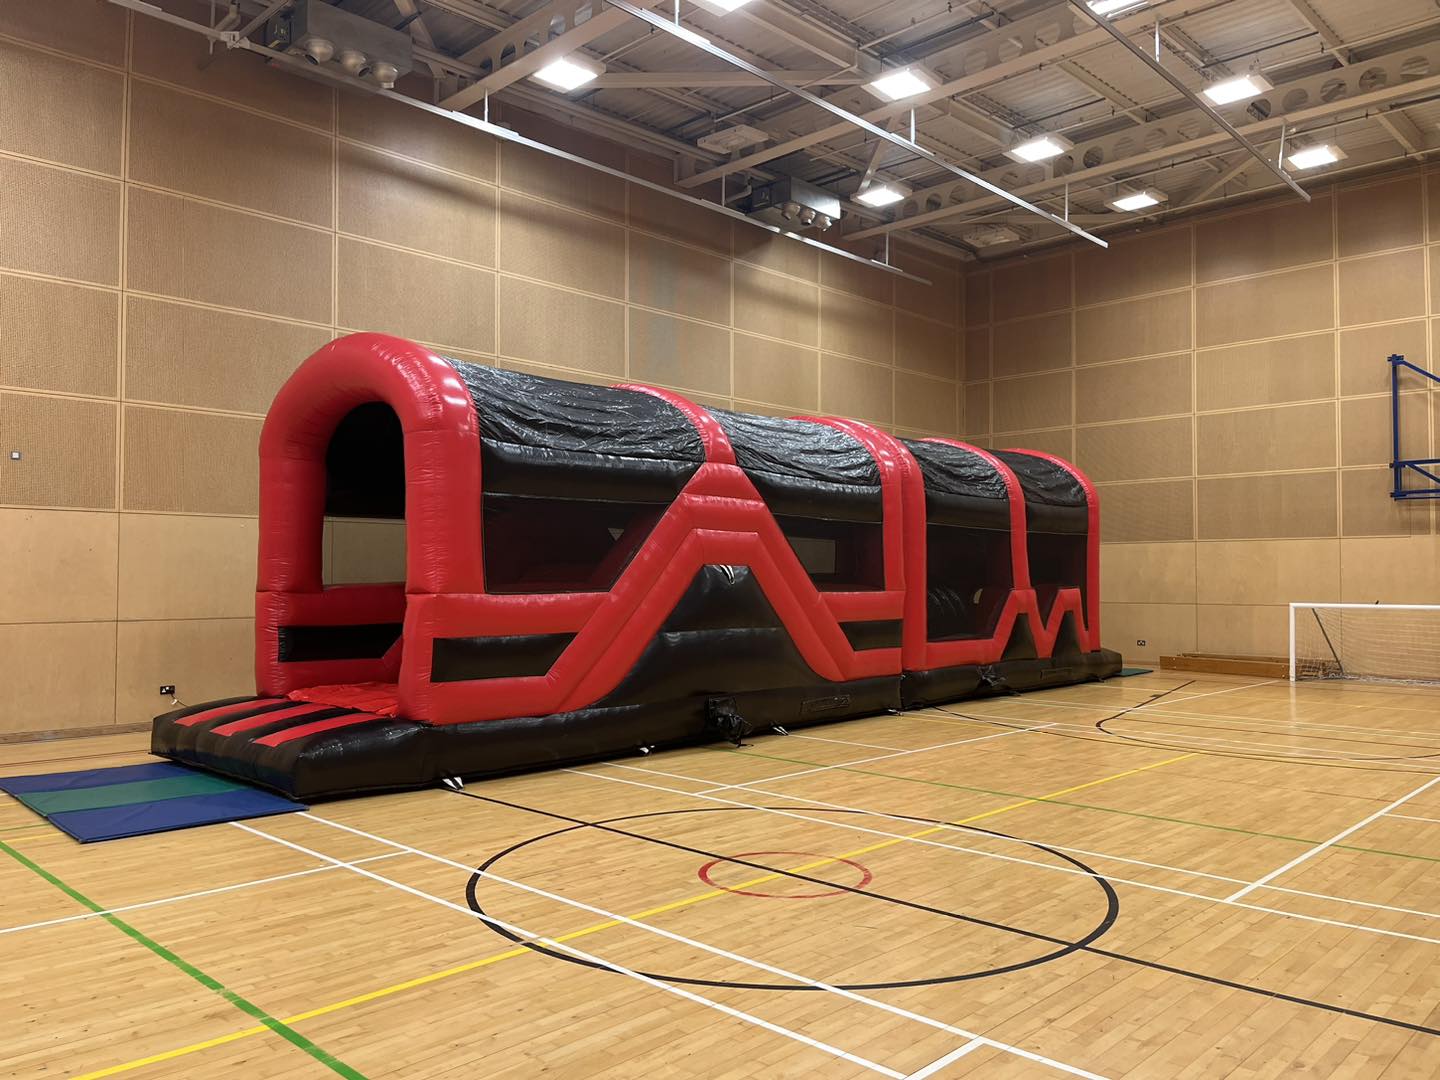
xmin=1290 ymin=603 xmax=1440 ymax=685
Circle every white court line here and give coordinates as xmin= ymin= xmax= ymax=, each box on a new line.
xmin=951 ymin=693 xmax=1440 ymax=746
xmin=1227 ymin=774 xmax=1440 ymax=902
xmin=258 ymin=814 xmax=1107 ymax=1080
xmin=696 ymin=724 xmax=1054 ymax=796
xmin=571 ymin=765 xmax=1440 ymax=946
xmin=786 ymin=733 xmax=909 ymax=752
xmin=1158 ymin=679 xmax=1281 ymax=704
xmin=904 ymin=1038 xmax=986 ymax=1078
xmin=0 ymin=851 xmax=407 ymax=937
xmin=232 ymin=821 xmax=904 ymax=1079
xmin=917 ymin=707 xmax=1440 ymax=771
xmin=606 ymin=760 xmax=1440 ymax=924
xmin=1388 ymin=813 xmax=1440 ymax=826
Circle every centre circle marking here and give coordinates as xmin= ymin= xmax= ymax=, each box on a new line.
xmin=465 ymin=805 xmax=1119 ymax=991
xmin=696 ymin=850 xmax=873 ymax=899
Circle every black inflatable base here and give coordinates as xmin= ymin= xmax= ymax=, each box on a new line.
xmin=152 ymin=650 xmax=1123 ymax=801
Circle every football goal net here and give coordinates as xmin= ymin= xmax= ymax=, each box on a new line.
xmin=1290 ymin=603 xmax=1440 ymax=684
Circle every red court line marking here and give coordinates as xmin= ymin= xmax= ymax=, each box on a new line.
xmin=256 ymin=713 xmax=381 ymax=747
xmin=698 ymin=851 xmax=874 ymax=899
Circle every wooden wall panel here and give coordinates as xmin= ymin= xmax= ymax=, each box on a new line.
xmin=1195 ymin=196 xmax=1333 ymax=282
xmin=1075 ymin=227 xmax=1191 ymax=306
xmin=344 ymin=144 xmax=497 ymax=266
xmin=0 ymin=275 xmax=119 ymax=397
xmin=0 ymin=393 xmax=116 ymax=509
xmin=628 ymin=310 xmax=730 ymax=397
xmin=1338 ymin=176 xmax=1423 ymax=257
xmin=1196 ymin=334 xmax=1334 ymax=410
xmin=0 ymin=40 xmax=124 ymax=175
xmin=1196 ymin=265 xmax=1334 ymax=348
xmin=130 ymin=81 xmax=333 ymax=226
xmin=1075 ymin=353 xmax=1191 ymax=424
xmin=733 ymin=335 xmax=818 ymax=412
xmin=1076 ymin=291 xmax=1190 ymax=364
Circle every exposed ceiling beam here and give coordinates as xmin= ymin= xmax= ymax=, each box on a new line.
xmin=589 ymin=69 xmax=865 ymax=89
xmin=673 ymin=0 xmax=1223 ymax=189
xmin=849 ymin=59 xmax=1440 ymax=239
xmin=608 ymin=0 xmax=1107 ymax=247
xmin=440 ymin=0 xmax=636 ymax=109
xmin=393 ymin=0 xmax=444 ymax=77
xmin=1065 ymin=0 xmax=1308 ymax=203
xmin=1283 ymin=0 xmax=1428 ymax=158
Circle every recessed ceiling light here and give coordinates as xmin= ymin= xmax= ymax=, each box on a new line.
xmin=1006 ymin=134 xmax=1073 ymax=163
xmin=532 ymin=55 xmax=604 ymax=92
xmin=691 ymin=0 xmax=756 ymax=12
xmin=1202 ymin=72 xmax=1273 ymax=106
xmin=1107 ymin=188 xmax=1167 ymax=212
xmin=866 ymin=68 xmax=932 ymax=102
xmin=1287 ymin=143 xmax=1347 ymax=170
xmin=855 ymin=183 xmax=909 ymax=208
xmin=1087 ymin=0 xmax=1148 ymax=16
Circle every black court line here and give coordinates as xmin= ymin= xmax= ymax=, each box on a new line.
xmin=453 ymin=789 xmax=1440 ymax=1038
xmin=463 ymin=801 xmax=1119 ymax=990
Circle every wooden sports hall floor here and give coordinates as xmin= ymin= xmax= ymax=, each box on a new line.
xmin=5 ymin=671 xmax=1440 ymax=1079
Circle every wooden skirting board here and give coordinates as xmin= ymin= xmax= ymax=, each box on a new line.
xmin=1160 ymin=653 xmax=1288 ymax=678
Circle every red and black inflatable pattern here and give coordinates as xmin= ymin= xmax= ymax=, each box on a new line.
xmin=152 ymin=333 xmax=1120 ymax=798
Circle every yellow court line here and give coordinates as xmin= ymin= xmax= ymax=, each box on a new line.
xmin=76 ymin=750 xmax=1194 ymax=1079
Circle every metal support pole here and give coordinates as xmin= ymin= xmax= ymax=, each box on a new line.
xmin=1392 ymin=353 xmax=1403 ymax=499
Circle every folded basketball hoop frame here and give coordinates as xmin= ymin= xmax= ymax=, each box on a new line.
xmin=1390 ymin=354 xmax=1440 ymax=500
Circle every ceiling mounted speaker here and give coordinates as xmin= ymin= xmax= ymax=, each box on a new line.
xmin=338 ymin=48 xmax=369 ymax=77
xmin=303 ymin=36 xmax=333 ymax=64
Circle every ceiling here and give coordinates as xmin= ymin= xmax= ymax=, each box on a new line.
xmin=246 ymin=0 xmax=1440 ymax=258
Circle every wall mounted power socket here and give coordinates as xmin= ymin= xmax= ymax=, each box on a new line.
xmin=159 ymin=685 xmax=176 ymax=696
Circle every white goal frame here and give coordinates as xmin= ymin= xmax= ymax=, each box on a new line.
xmin=1289 ymin=602 xmax=1440 ymax=681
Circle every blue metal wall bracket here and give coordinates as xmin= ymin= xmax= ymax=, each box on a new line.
xmin=1390 ymin=353 xmax=1440 ymax=500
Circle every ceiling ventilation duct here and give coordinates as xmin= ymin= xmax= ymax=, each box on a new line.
xmin=962 ymin=224 xmax=1028 ymax=248
xmin=743 ymin=177 xmax=841 ymax=232
xmin=266 ymin=0 xmax=412 ymax=88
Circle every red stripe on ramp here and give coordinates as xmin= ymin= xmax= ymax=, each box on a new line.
xmin=211 ymin=703 xmax=335 ymax=737
xmin=175 ymin=699 xmax=285 ymax=728
xmin=255 ymin=713 xmax=381 ymax=747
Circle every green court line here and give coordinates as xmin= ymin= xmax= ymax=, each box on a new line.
xmin=0 ymin=839 xmax=366 ymax=1079
xmin=704 ymin=746 xmax=1440 ymax=866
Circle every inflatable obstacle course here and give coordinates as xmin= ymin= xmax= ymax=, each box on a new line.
xmin=154 ymin=333 xmax=1120 ymax=798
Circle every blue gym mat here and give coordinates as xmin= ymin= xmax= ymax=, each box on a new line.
xmin=1119 ymin=667 xmax=1154 ymax=676
xmin=0 ymin=762 xmax=305 ymax=843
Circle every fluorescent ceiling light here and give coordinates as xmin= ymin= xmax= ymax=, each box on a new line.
xmin=855 ymin=183 xmax=909 ymax=208
xmin=532 ymin=55 xmax=604 ymax=92
xmin=866 ymin=68 xmax=931 ymax=101
xmin=691 ymin=0 xmax=756 ymax=12
xmin=1087 ymin=0 xmax=1148 ymax=16
xmin=1107 ymin=188 xmax=1167 ymax=212
xmin=1202 ymin=72 xmax=1273 ymax=106
xmin=1007 ymin=134 xmax=1073 ymax=163
xmin=1287 ymin=143 xmax=1347 ymax=170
